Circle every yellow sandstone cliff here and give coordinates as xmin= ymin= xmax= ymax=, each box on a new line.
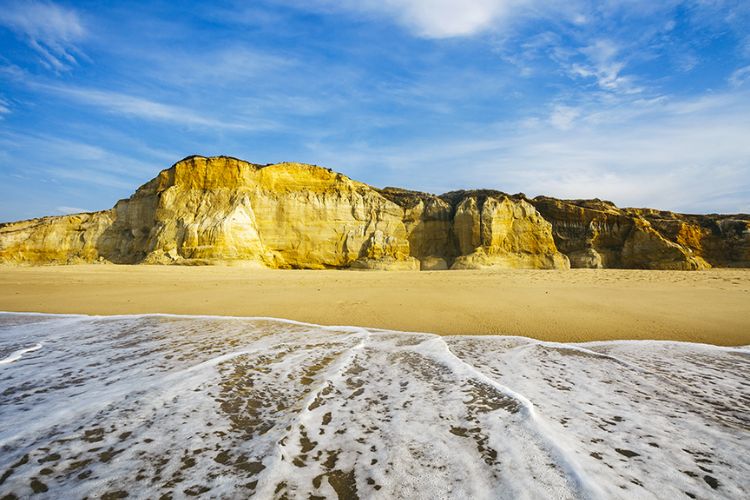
xmin=0 ymin=157 xmax=417 ymax=269
xmin=1 ymin=155 xmax=748 ymax=270
xmin=377 ymin=188 xmax=568 ymax=270
xmin=530 ymin=198 xmax=749 ymax=270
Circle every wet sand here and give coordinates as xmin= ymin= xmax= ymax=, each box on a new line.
xmin=2 ymin=313 xmax=747 ymax=498
xmin=0 ymin=265 xmax=748 ymax=345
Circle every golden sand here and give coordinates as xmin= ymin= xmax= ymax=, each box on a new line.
xmin=0 ymin=265 xmax=748 ymax=346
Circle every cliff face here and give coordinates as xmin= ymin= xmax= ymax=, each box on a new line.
xmin=0 ymin=211 xmax=114 ymax=264
xmin=628 ymin=209 xmax=750 ymax=268
xmin=0 ymin=157 xmax=417 ymax=269
xmin=377 ymin=188 xmax=456 ymax=270
xmin=377 ymin=188 xmax=569 ymax=269
xmin=1 ymin=155 xmax=747 ymax=270
xmin=449 ymin=194 xmax=569 ymax=270
xmin=530 ymin=198 xmax=749 ymax=270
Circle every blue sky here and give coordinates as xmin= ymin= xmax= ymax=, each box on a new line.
xmin=1 ymin=0 xmax=749 ymax=221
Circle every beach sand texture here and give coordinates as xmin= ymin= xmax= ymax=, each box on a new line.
xmin=0 ymin=265 xmax=748 ymax=346
xmin=1 ymin=313 xmax=747 ymax=499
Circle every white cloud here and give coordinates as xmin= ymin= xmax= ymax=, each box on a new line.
xmin=0 ymin=131 xmax=158 ymax=190
xmin=55 ymin=206 xmax=89 ymax=214
xmin=38 ymin=84 xmax=276 ymax=131
xmin=0 ymin=97 xmax=10 ymax=116
xmin=309 ymin=90 xmax=750 ymax=214
xmin=131 ymin=46 xmax=293 ymax=89
xmin=548 ymin=105 xmax=580 ymax=130
xmin=497 ymin=31 xmax=644 ymax=96
xmin=569 ymin=40 xmax=642 ymax=94
xmin=313 ymin=0 xmax=677 ymax=40
xmin=729 ymin=65 xmax=750 ymax=88
xmin=0 ymin=1 xmax=86 ymax=71
xmin=384 ymin=0 xmax=514 ymax=38
xmin=499 ymin=94 xmax=750 ymax=212
xmin=332 ymin=0 xmax=529 ymax=38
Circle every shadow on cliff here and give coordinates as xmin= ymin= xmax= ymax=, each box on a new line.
xmin=95 ymin=199 xmax=149 ymax=264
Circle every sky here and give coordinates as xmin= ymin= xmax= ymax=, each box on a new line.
xmin=0 ymin=0 xmax=749 ymax=221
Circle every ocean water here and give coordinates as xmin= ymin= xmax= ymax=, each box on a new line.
xmin=0 ymin=313 xmax=747 ymax=500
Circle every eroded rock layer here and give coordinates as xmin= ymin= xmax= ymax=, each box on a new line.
xmin=0 ymin=156 xmax=747 ymax=269
xmin=0 ymin=157 xmax=416 ymax=269
xmin=530 ymin=198 xmax=749 ymax=270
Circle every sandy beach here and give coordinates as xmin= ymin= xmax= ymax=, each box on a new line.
xmin=0 ymin=265 xmax=748 ymax=345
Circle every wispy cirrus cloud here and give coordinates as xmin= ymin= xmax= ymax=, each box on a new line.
xmin=0 ymin=130 xmax=158 ymax=178
xmin=0 ymin=0 xmax=86 ymax=71
xmin=304 ymin=89 xmax=750 ymax=214
xmin=314 ymin=0 xmax=531 ymax=38
xmin=729 ymin=65 xmax=750 ymax=88
xmin=547 ymin=105 xmax=581 ymax=130
xmin=55 ymin=205 xmax=89 ymax=214
xmin=0 ymin=97 xmax=10 ymax=116
xmin=38 ymin=84 xmax=277 ymax=131
xmin=568 ymin=39 xmax=643 ymax=94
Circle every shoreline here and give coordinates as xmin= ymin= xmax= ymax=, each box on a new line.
xmin=3 ymin=310 xmax=749 ymax=351
xmin=1 ymin=265 xmax=748 ymax=346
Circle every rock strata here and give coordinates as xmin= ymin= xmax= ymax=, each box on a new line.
xmin=0 ymin=157 xmax=417 ymax=269
xmin=1 ymin=156 xmax=747 ymax=270
xmin=530 ymin=197 xmax=749 ymax=270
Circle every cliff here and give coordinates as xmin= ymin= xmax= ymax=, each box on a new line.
xmin=377 ymin=188 xmax=568 ymax=270
xmin=0 ymin=157 xmax=418 ymax=269
xmin=530 ymin=198 xmax=750 ymax=270
xmin=1 ymin=156 xmax=747 ymax=270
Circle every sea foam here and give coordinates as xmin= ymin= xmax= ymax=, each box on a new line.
xmin=0 ymin=312 xmax=747 ymax=499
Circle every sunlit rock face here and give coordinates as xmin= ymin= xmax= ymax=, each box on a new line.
xmin=0 ymin=212 xmax=114 ymax=264
xmin=0 ymin=156 xmax=417 ymax=269
xmin=1 ymin=155 xmax=748 ymax=269
xmin=626 ymin=208 xmax=750 ymax=268
xmin=378 ymin=188 xmax=569 ymax=270
xmin=530 ymin=198 xmax=750 ymax=270
xmin=445 ymin=193 xmax=569 ymax=270
xmin=377 ymin=188 xmax=456 ymax=270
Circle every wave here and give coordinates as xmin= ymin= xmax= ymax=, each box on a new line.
xmin=0 ymin=312 xmax=747 ymax=499
xmin=0 ymin=342 xmax=43 ymax=366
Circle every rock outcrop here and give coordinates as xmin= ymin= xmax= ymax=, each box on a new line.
xmin=627 ymin=209 xmax=750 ymax=268
xmin=0 ymin=156 xmax=417 ymax=269
xmin=530 ymin=198 xmax=749 ymax=270
xmin=377 ymin=188 xmax=569 ymax=269
xmin=447 ymin=193 xmax=569 ymax=270
xmin=1 ymin=155 xmax=747 ymax=270
xmin=0 ymin=211 xmax=114 ymax=264
xmin=377 ymin=188 xmax=456 ymax=270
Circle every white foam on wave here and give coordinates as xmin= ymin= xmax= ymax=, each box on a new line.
xmin=0 ymin=343 xmax=43 ymax=366
xmin=0 ymin=312 xmax=747 ymax=499
xmin=423 ymin=336 xmax=606 ymax=499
